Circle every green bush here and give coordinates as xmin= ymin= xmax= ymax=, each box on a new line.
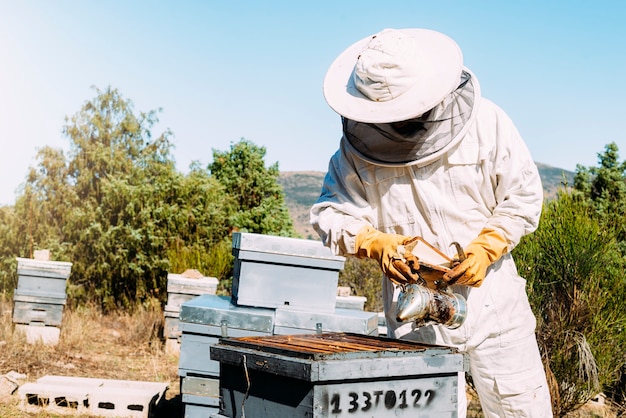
xmin=167 ymin=236 xmax=234 ymax=296
xmin=514 ymin=191 xmax=626 ymax=416
xmin=339 ymin=256 xmax=383 ymax=312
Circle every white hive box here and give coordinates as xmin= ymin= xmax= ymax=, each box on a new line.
xmin=13 ymin=257 xmax=71 ymax=333
xmin=16 ymin=257 xmax=72 ymax=296
xmin=165 ymin=273 xmax=218 ymax=312
xmin=12 ymin=291 xmax=65 ymax=326
xmin=177 ymin=294 xmax=275 ymax=378
xmin=335 ymin=295 xmax=367 ymax=310
xmin=181 ymin=376 xmax=220 ymax=417
xmin=231 ymin=232 xmax=344 ymax=313
xmin=184 ymin=403 xmax=220 ymax=417
xmin=163 ymin=272 xmax=219 ymax=345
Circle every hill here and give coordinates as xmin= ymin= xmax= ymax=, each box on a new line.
xmin=277 ymin=171 xmax=327 ymax=239
xmin=278 ymin=164 xmax=575 ymax=238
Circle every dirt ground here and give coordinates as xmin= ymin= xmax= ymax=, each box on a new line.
xmin=0 ymin=298 xmax=182 ymax=417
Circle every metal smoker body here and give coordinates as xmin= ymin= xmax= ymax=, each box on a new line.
xmin=394 ymin=240 xmax=468 ymax=329
xmin=396 ymin=283 xmax=466 ymax=329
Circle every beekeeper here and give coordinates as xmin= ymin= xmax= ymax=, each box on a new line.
xmin=311 ymin=28 xmax=553 ymax=417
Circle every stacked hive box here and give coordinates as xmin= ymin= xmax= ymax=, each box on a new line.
xmin=178 ymin=295 xmax=276 ymax=416
xmin=163 ymin=271 xmax=218 ymax=355
xmin=231 ymin=232 xmax=344 ymax=312
xmin=211 ymin=333 xmax=464 ymax=418
xmin=179 ymin=232 xmax=379 ymax=417
xmin=12 ymin=257 xmax=72 ymax=345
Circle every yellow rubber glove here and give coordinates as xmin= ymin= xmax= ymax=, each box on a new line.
xmin=355 ymin=226 xmax=421 ymax=286
xmin=443 ymin=228 xmax=508 ymax=287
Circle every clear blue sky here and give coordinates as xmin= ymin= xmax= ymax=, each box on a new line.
xmin=1 ymin=1 xmax=625 ymax=205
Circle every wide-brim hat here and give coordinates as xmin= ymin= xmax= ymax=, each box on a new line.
xmin=323 ymin=28 xmax=463 ymax=123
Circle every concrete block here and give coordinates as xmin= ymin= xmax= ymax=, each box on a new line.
xmin=14 ymin=324 xmax=60 ymax=346
xmin=17 ymin=375 xmax=168 ymax=418
xmin=33 ymin=249 xmax=51 ymax=261
xmin=89 ymin=381 xmax=168 ymax=418
xmin=164 ymin=338 xmax=180 ymax=356
xmin=18 ymin=379 xmax=91 ymax=415
xmin=337 ymin=286 xmax=351 ymax=297
xmin=0 ymin=375 xmax=19 ymax=398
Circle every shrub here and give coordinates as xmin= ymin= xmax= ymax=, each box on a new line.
xmin=514 ymin=191 xmax=626 ymax=416
xmin=339 ymin=256 xmax=383 ymax=312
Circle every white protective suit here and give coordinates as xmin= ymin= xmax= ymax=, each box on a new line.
xmin=311 ymin=73 xmax=553 ymax=417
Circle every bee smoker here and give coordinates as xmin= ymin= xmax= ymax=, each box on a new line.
xmin=394 ymin=238 xmax=468 ymax=329
xmin=395 ymin=284 xmax=467 ymax=329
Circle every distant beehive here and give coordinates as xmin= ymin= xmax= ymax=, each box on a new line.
xmin=12 ymin=256 xmax=72 ymax=346
xmin=163 ymin=270 xmax=218 ymax=355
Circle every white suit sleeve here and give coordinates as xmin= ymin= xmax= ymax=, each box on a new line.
xmin=480 ymin=102 xmax=543 ymax=250
xmin=310 ymin=144 xmax=376 ymax=256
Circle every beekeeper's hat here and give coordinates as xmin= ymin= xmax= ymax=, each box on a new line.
xmin=323 ymin=28 xmax=463 ymax=123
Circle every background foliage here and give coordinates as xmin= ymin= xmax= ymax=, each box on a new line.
xmin=514 ymin=191 xmax=626 ymax=415
xmin=0 ymin=87 xmax=296 ymax=310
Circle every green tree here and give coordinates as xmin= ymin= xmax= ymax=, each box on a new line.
xmin=56 ymin=87 xmax=177 ymax=309
xmin=64 ymin=87 xmax=168 ymax=201
xmin=163 ymin=162 xmax=236 ymax=292
xmin=209 ymin=139 xmax=296 ymax=237
xmin=0 ymin=205 xmax=20 ymax=294
xmin=0 ymin=88 xmax=300 ymax=310
xmin=338 ymin=257 xmax=383 ymax=312
xmin=574 ymin=142 xmax=626 ymax=259
xmin=0 ymin=146 xmax=76 ymax=295
xmin=16 ymin=146 xmax=75 ymax=257
xmin=573 ymin=142 xmax=626 ymax=218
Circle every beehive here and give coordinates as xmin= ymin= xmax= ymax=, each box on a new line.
xmin=231 ymin=232 xmax=344 ymax=313
xmin=211 ymin=333 xmax=464 ymax=418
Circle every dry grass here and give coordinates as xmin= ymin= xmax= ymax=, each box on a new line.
xmin=1 ymin=294 xmax=622 ymax=418
xmin=0 ymin=295 xmax=181 ymax=417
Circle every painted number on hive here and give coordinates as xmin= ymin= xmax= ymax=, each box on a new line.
xmin=329 ymin=388 xmax=435 ymax=414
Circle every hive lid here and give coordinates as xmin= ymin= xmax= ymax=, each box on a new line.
xmin=232 ymin=232 xmax=345 ymax=262
xmin=16 ymin=257 xmax=72 ymax=278
xmin=179 ymin=294 xmax=275 ymax=333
